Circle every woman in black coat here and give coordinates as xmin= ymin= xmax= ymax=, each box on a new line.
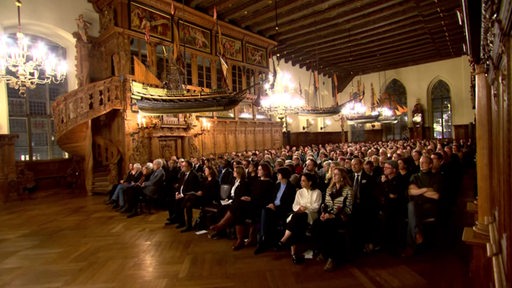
xmin=209 ymin=165 xmax=250 ymax=250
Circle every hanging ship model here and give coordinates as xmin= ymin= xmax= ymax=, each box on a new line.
xmin=131 ymin=67 xmax=248 ymax=115
xmin=130 ymin=54 xmax=248 ymax=115
xmin=130 ymin=12 xmax=248 ymax=115
xmin=341 ymin=88 xmax=406 ymax=124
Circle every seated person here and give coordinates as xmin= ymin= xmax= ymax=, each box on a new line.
xmin=121 ymin=163 xmax=152 ymax=214
xmin=198 ymin=165 xmax=221 ymax=208
xmin=277 ymin=173 xmax=322 ymax=264
xmin=406 ymin=155 xmax=441 ymax=252
xmin=208 ymin=166 xmax=249 ymax=248
xmin=254 ymin=167 xmax=296 ymax=254
xmin=107 ymin=163 xmax=132 ymax=203
xmin=245 ymin=163 xmax=275 ymax=247
xmin=108 ymin=163 xmax=142 ymax=209
xmin=125 ymin=159 xmax=166 ymax=218
xmin=173 ymin=160 xmax=201 ymax=232
xmin=312 ymin=167 xmax=353 ymax=271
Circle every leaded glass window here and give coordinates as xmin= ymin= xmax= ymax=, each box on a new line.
xmin=431 ymin=80 xmax=452 ymax=139
xmin=6 ymin=35 xmax=68 ymax=160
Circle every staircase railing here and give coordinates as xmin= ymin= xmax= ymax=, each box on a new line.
xmin=52 ymin=76 xmax=126 ymax=139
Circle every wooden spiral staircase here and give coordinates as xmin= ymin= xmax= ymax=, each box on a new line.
xmin=52 ymin=77 xmax=126 ymax=194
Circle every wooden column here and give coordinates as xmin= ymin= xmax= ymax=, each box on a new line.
xmin=462 ymin=228 xmax=492 ymax=287
xmin=0 ymin=134 xmax=18 ymax=202
xmin=474 ymin=64 xmax=491 ymax=234
xmin=84 ymin=121 xmax=93 ymax=195
xmin=462 ymin=64 xmax=494 ymax=288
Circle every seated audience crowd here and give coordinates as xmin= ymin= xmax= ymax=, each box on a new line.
xmin=105 ymin=139 xmax=474 ymax=271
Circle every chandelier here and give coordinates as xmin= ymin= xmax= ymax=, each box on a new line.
xmin=0 ymin=0 xmax=67 ymax=96
xmin=341 ymin=101 xmax=367 ymax=117
xmin=259 ymin=67 xmax=305 ymax=121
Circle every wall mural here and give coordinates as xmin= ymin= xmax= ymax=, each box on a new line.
xmin=179 ymin=21 xmax=211 ymax=53
xmin=218 ymin=35 xmax=242 ymax=61
xmin=245 ymin=43 xmax=267 ymax=67
xmin=130 ymin=1 xmax=172 ymax=41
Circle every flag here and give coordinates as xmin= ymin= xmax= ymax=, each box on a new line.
xmin=214 ymin=5 xmax=224 ymax=57
xmin=314 ymin=70 xmax=319 ymax=89
xmin=219 ymin=55 xmax=229 ymax=89
xmin=173 ymin=18 xmax=180 ymax=60
xmin=333 ymin=73 xmax=338 ymax=103
xmin=213 ymin=5 xmax=228 ymax=89
xmin=217 ymin=25 xmax=224 ymax=56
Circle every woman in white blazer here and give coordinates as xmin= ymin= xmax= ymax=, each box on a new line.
xmin=277 ymin=172 xmax=322 ymax=264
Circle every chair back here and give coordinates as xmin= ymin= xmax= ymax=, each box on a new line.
xmin=219 ymin=184 xmax=232 ymax=200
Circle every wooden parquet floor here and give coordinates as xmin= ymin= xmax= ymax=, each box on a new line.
xmin=0 ymin=190 xmax=470 ymax=288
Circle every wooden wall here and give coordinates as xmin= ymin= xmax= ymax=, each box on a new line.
xmin=453 ymin=123 xmax=475 ymax=142
xmin=0 ymin=135 xmax=18 ymax=202
xmin=200 ymin=120 xmax=282 ymax=156
xmin=289 ymin=132 xmax=348 ymax=147
xmin=17 ymin=158 xmax=75 ymax=190
xmin=464 ymin=1 xmax=512 ymax=286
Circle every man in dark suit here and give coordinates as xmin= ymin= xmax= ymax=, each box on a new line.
xmin=127 ymin=159 xmax=166 ymax=218
xmin=351 ymin=157 xmax=379 ymax=253
xmin=192 ymin=157 xmax=204 ymax=175
xmin=219 ymin=159 xmax=234 ymax=185
xmin=254 ymin=167 xmax=297 ymax=254
xmin=164 ymin=157 xmax=181 ymax=221
xmin=172 ymin=159 xmax=201 ymax=232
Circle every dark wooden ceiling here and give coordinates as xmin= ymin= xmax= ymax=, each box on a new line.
xmin=185 ymin=0 xmax=466 ymax=90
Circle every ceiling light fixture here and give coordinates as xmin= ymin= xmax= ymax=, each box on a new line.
xmin=0 ymin=0 xmax=67 ymax=96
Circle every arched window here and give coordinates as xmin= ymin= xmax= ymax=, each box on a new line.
xmin=430 ymin=80 xmax=452 ymax=139
xmin=382 ymin=78 xmax=408 ymax=140
xmin=7 ymin=35 xmax=68 ymax=161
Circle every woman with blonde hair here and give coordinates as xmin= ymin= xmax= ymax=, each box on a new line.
xmin=312 ymin=167 xmax=353 ymax=271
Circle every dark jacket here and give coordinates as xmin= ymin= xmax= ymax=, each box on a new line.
xmin=178 ymin=170 xmax=201 ymax=195
xmin=219 ymin=168 xmax=234 ymax=185
xmin=271 ymin=181 xmax=297 ymax=218
xmin=142 ymin=168 xmax=165 ymax=198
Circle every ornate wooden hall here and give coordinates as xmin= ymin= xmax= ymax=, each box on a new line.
xmin=0 ymin=0 xmax=510 ymax=287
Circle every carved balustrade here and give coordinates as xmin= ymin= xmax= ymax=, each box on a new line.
xmin=52 ymin=76 xmax=126 ymax=139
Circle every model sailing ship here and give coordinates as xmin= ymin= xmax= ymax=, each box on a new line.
xmin=130 ymin=10 xmax=247 ymax=115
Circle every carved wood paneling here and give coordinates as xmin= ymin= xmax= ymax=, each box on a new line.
xmin=158 ymin=137 xmax=180 ymax=161
xmin=52 ymin=77 xmax=124 ymax=141
xmin=226 ymin=123 xmax=237 ymax=153
xmin=179 ymin=120 xmax=283 ymax=156
xmin=254 ymin=126 xmax=264 ymax=150
xmin=0 ymin=134 xmax=18 ymax=202
xmin=263 ymin=125 xmax=272 ymax=149
xmin=271 ymin=126 xmax=282 ymax=149
xmin=478 ymin=0 xmax=512 ymax=284
xmin=214 ymin=125 xmax=226 ymax=154
xmin=202 ymin=133 xmax=213 ymax=156
xmin=90 ymin=32 xmax=131 ymax=79
xmin=236 ymin=123 xmax=246 ymax=152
